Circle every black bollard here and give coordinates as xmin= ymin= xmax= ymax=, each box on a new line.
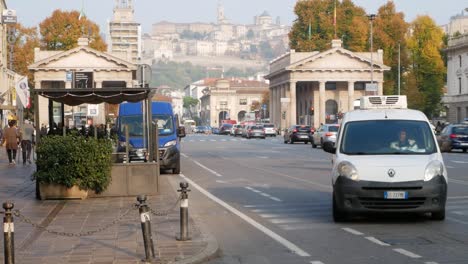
xmin=177 ymin=182 xmax=191 ymax=241
xmin=137 ymin=195 xmax=155 ymax=262
xmin=3 ymin=202 xmax=15 ymax=264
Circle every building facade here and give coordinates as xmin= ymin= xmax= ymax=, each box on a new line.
xmin=29 ymin=38 xmax=137 ymax=129
xmin=199 ymin=78 xmax=268 ymax=127
xmin=266 ymin=39 xmax=389 ymax=130
xmin=107 ymin=0 xmax=142 ymax=63
xmin=443 ymin=34 xmax=468 ymax=123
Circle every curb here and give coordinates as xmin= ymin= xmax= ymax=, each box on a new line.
xmin=173 ymin=215 xmax=220 ymax=264
xmin=166 ymin=176 xmax=220 ymax=264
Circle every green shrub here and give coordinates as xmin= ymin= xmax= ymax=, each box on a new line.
xmin=33 ymin=135 xmax=113 ymax=193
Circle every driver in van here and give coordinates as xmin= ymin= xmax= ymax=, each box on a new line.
xmin=390 ymin=129 xmax=418 ymax=151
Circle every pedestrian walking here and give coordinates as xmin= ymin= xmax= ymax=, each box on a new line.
xmin=2 ymin=120 xmax=21 ymax=165
xmin=20 ymin=119 xmax=35 ymax=165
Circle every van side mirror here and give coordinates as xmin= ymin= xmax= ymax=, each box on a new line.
xmin=177 ymin=127 xmax=186 ymax=138
xmin=322 ymin=141 xmax=336 ymax=154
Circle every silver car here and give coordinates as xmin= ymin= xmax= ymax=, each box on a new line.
xmin=312 ymin=124 xmax=340 ymax=148
xmin=263 ymin=123 xmax=277 ymax=137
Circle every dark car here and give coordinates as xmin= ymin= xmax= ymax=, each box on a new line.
xmin=437 ymin=124 xmax=468 ymax=152
xmin=219 ymin=124 xmax=233 ymax=135
xmin=283 ymin=125 xmax=313 ymax=144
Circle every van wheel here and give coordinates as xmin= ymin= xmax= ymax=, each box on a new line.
xmin=431 ymin=210 xmax=445 ymax=221
xmin=333 ymin=194 xmax=348 ymax=222
xmin=172 ymin=159 xmax=181 ymax=174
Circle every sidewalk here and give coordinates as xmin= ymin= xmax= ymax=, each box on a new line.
xmin=0 ymin=146 xmax=218 ymax=264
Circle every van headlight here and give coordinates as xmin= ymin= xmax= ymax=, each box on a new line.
xmin=424 ymin=160 xmax=444 ymax=181
xmin=163 ymin=140 xmax=177 ymax=147
xmin=337 ymin=161 xmax=359 ymax=181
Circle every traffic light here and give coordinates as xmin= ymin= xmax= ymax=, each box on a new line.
xmin=309 ymin=107 xmax=314 ymax=116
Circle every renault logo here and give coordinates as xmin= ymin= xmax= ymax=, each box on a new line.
xmin=388 ymin=169 xmax=396 ymax=177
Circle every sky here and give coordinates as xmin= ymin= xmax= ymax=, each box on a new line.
xmin=7 ymin=0 xmax=468 ymax=34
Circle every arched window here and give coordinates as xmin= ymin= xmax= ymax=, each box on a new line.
xmin=238 ymin=111 xmax=246 ymax=122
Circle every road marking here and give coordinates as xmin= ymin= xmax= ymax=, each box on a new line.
xmin=393 ymin=248 xmax=421 ymax=258
xmin=192 ymin=160 xmax=223 ymax=177
xmin=270 ymin=197 xmax=282 ymax=202
xmin=365 ymin=236 xmax=390 ymax=246
xmin=342 ymin=227 xmax=364 ymax=236
xmin=447 ymin=216 xmax=468 ymax=225
xmin=448 ymin=196 xmax=468 ymax=200
xmin=180 ymin=174 xmax=310 ymax=257
xmin=200 ymin=140 xmax=206 ymax=142
xmin=446 ymin=166 xmax=455 ymax=169
xmin=425 ymin=262 xmax=439 ymax=264
xmin=449 ymin=179 xmax=468 ymax=186
xmin=216 ymin=180 xmax=227 ymax=184
xmin=310 ymin=261 xmax=325 ymax=264
xmin=258 ymin=156 xmax=269 ymax=159
xmin=245 ymin=187 xmax=282 ymax=202
xmin=181 ymin=153 xmax=188 ymax=158
xmin=453 ymin=211 xmax=466 ymax=216
xmin=451 ymin=160 xmax=468 ymax=164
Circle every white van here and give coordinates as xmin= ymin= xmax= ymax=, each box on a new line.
xmin=322 ymin=96 xmax=447 ymax=222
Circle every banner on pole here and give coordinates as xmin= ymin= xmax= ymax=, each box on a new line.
xmin=15 ymin=76 xmax=30 ymax=108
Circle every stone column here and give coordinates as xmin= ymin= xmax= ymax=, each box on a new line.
xmin=95 ymin=81 xmax=103 ymax=88
xmin=65 ymin=81 xmax=72 ymax=89
xmin=348 ymin=81 xmax=355 ymax=112
xmin=378 ymin=81 xmax=383 ymax=95
xmin=269 ymin=86 xmax=274 ymax=125
xmin=290 ymin=81 xmax=297 ymax=126
xmin=319 ymin=81 xmax=326 ymax=125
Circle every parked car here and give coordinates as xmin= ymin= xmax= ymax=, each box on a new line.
xmin=230 ymin=124 xmax=241 ymax=136
xmin=283 ymin=125 xmax=313 ymax=144
xmin=234 ymin=125 xmax=244 ymax=137
xmin=263 ymin=124 xmax=277 ymax=137
xmin=311 ymin=124 xmax=340 ymax=148
xmin=194 ymin=126 xmax=205 ymax=134
xmin=246 ymin=125 xmax=266 ymax=139
xmin=219 ymin=124 xmax=233 ymax=135
xmin=437 ymin=124 xmax=468 ymax=152
xmin=212 ymin=127 xmax=220 ymax=134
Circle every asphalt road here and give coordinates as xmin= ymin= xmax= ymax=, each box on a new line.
xmin=172 ymin=133 xmax=468 ymax=264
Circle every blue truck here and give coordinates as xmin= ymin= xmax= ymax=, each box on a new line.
xmin=117 ymin=101 xmax=185 ymax=174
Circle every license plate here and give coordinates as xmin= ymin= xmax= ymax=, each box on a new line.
xmin=300 ymin=135 xmax=308 ymax=138
xmin=384 ymin=191 xmax=408 ymax=199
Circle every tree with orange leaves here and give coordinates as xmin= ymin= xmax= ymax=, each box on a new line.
xmin=39 ymin=10 xmax=106 ymax=51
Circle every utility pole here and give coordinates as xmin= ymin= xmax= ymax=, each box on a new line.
xmin=367 ymin=14 xmax=376 ymax=85
xmin=398 ymin=42 xmax=401 ymax=95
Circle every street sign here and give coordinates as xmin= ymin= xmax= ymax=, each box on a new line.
xmin=2 ymin=10 xmax=17 ymax=24
xmin=365 ymin=83 xmax=378 ymax=92
xmin=66 ymin=71 xmax=73 ymax=82
xmin=75 ymin=72 xmax=93 ymax=88
xmin=137 ymin=64 xmax=152 ymax=87
xmin=262 ymin=104 xmax=267 ymax=110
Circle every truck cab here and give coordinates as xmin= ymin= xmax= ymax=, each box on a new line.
xmin=117 ymin=101 xmax=184 ymax=174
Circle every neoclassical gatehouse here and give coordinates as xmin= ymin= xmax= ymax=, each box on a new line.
xmin=29 ymin=38 xmax=138 ymax=128
xmin=266 ymin=39 xmax=390 ymax=129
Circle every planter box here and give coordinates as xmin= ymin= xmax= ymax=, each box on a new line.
xmin=39 ymin=183 xmax=88 ymax=200
xmin=89 ymin=162 xmax=159 ymax=197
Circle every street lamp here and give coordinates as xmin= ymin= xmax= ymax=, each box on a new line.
xmin=367 ymin=14 xmax=376 ymax=86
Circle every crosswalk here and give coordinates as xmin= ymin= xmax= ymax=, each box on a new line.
xmin=242 ymin=196 xmax=468 ymax=231
xmin=185 ymin=137 xmax=281 ymax=143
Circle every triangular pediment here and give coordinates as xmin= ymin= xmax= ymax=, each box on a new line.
xmin=287 ymin=48 xmax=390 ymax=71
xmin=29 ymin=47 xmax=136 ymax=71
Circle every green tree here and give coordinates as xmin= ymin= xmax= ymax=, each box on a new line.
xmin=406 ymin=15 xmax=445 ymax=118
xmin=289 ymin=0 xmax=368 ymax=52
xmin=183 ymin=96 xmax=199 ymax=118
xmin=39 ymin=10 xmax=107 ymax=51
xmin=373 ymin=1 xmax=409 ymax=95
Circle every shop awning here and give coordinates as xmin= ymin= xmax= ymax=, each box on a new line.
xmin=31 ymin=87 xmax=156 ymax=106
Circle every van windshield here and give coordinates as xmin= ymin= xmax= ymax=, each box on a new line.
xmin=340 ymin=120 xmax=437 ymax=155
xmin=120 ymin=114 xmax=174 ymax=136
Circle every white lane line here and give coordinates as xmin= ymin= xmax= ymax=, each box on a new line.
xmin=365 ymin=236 xmax=390 ymax=246
xmin=260 ymin=193 xmax=271 ymax=197
xmin=446 ymin=166 xmax=455 ymax=169
xmin=425 ymin=262 xmax=439 ymax=264
xmin=200 ymin=140 xmax=206 ymax=142
xmin=342 ymin=227 xmax=364 ymax=236
xmin=270 ymin=218 xmax=307 ymax=224
xmin=448 ymin=196 xmax=468 ymax=200
xmin=245 ymin=187 xmax=283 ymax=202
xmin=451 ymin=160 xmax=468 ymax=164
xmin=221 ymin=139 xmax=227 ymax=142
xmin=310 ymin=261 xmax=325 ymax=264
xmin=449 ymin=179 xmax=468 ymax=186
xmin=453 ymin=211 xmax=466 ymax=216
xmin=192 ymin=160 xmax=223 ymax=177
xmin=216 ymin=180 xmax=227 ymax=184
xmin=270 ymin=197 xmax=282 ymax=202
xmin=258 ymin=156 xmax=269 ymax=159
xmin=210 ymin=139 xmax=216 ymax=142
xmin=179 ymin=174 xmax=311 ymax=257
xmin=447 ymin=216 xmax=468 ymax=225
xmin=393 ymin=248 xmax=421 ymax=258
xmin=181 ymin=153 xmax=188 ymax=158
